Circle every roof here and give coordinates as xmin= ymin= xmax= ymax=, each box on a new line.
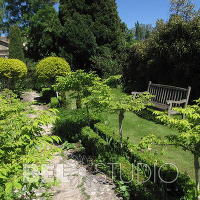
xmin=0 ymin=37 xmax=9 ymax=43
xmin=0 ymin=37 xmax=9 ymax=57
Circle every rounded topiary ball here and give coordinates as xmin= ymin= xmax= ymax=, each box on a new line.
xmin=0 ymin=58 xmax=27 ymax=79
xmin=36 ymin=57 xmax=71 ymax=80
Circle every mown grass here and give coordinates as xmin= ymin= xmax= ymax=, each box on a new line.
xmin=103 ymin=88 xmax=194 ymax=179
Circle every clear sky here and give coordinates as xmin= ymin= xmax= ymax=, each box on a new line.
xmin=116 ymin=0 xmax=200 ymax=28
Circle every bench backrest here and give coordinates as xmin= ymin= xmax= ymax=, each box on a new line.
xmin=147 ymin=81 xmax=191 ymax=106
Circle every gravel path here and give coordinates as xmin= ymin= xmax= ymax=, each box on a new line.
xmin=21 ymin=91 xmax=120 ymax=200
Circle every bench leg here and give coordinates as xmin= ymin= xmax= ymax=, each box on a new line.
xmin=168 ymin=103 xmax=172 ymax=116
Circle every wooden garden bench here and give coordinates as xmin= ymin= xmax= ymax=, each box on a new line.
xmin=132 ymin=81 xmax=191 ymax=115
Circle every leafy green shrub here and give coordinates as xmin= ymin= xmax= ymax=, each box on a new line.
xmin=127 ymin=145 xmax=195 ymax=199
xmin=53 ymin=108 xmax=100 ymax=142
xmin=0 ymin=90 xmax=61 ymax=199
xmin=9 ymin=25 xmax=24 ymax=61
xmin=62 ymin=141 xmax=76 ymax=150
xmin=0 ymin=58 xmax=27 ymax=89
xmin=36 ymin=57 xmax=71 ymax=81
xmin=50 ymin=97 xmax=61 ymax=108
xmin=0 ymin=58 xmax=27 ymax=79
xmin=103 ymin=75 xmax=122 ymax=88
xmin=94 ymin=122 xmax=128 ymax=154
xmin=113 ymin=156 xmax=156 ymax=200
xmin=54 ymin=70 xmax=100 ymax=109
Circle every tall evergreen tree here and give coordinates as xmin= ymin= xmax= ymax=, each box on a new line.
xmin=134 ymin=21 xmax=152 ymax=40
xmin=59 ymin=0 xmax=125 ymax=76
xmin=0 ymin=0 xmax=4 ymax=22
xmin=9 ymin=25 xmax=24 ymax=61
xmin=0 ymin=0 xmax=5 ymax=34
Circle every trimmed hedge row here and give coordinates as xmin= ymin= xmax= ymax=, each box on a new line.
xmin=54 ymin=109 xmax=195 ymax=199
xmin=93 ymin=122 xmax=196 ymax=200
xmin=81 ymin=126 xmax=109 ymax=156
xmin=94 ymin=122 xmax=128 ymax=154
xmin=81 ymin=126 xmax=158 ymax=200
xmin=53 ymin=108 xmax=100 ymax=142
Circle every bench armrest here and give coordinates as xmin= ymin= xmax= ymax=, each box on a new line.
xmin=167 ymin=99 xmax=187 ymax=116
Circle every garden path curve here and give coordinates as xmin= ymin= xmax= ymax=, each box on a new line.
xmin=21 ymin=91 xmax=120 ymax=200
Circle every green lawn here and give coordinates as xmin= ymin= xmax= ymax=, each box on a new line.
xmin=103 ymin=88 xmax=194 ymax=179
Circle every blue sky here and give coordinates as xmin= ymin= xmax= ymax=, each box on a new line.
xmin=116 ymin=0 xmax=200 ymax=28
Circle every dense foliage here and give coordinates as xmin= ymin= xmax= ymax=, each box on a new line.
xmin=58 ymin=0 xmax=125 ymax=76
xmin=124 ymin=15 xmax=200 ymax=100
xmin=53 ymin=106 xmax=195 ymax=199
xmin=155 ymin=98 xmax=200 ymax=199
xmin=3 ymin=0 xmax=57 ymax=32
xmin=0 ymin=0 xmax=4 ymax=32
xmin=170 ymin=0 xmax=196 ymax=21
xmin=0 ymin=58 xmax=27 ymax=89
xmin=26 ymin=5 xmax=62 ymax=60
xmin=0 ymin=58 xmax=27 ymax=79
xmin=9 ymin=25 xmax=24 ymax=61
xmin=54 ymin=70 xmax=100 ymax=108
xmin=36 ymin=57 xmax=71 ymax=82
xmin=0 ymin=90 xmax=60 ymax=199
xmin=1 ymin=0 xmax=200 ymax=198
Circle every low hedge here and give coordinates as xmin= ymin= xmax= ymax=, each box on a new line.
xmin=53 ymin=108 xmax=100 ymax=142
xmin=94 ymin=122 xmax=128 ymax=154
xmin=94 ymin=122 xmax=196 ymax=200
xmin=80 ymin=126 xmax=157 ymax=200
xmin=81 ymin=126 xmax=110 ymax=156
xmin=127 ymin=145 xmax=195 ymax=199
xmin=54 ymin=107 xmax=195 ymax=199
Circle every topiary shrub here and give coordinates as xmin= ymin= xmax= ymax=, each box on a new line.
xmin=0 ymin=58 xmax=27 ymax=89
xmin=36 ymin=57 xmax=71 ymax=82
xmin=50 ymin=97 xmax=61 ymax=108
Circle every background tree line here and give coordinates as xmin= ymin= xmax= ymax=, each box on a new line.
xmin=1 ymin=0 xmax=153 ymax=77
xmin=124 ymin=0 xmax=200 ymax=101
xmin=1 ymin=0 xmax=129 ymax=78
xmin=1 ymin=0 xmax=200 ymax=100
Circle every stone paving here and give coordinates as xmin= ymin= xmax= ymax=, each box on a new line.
xmin=21 ymin=91 xmax=120 ymax=200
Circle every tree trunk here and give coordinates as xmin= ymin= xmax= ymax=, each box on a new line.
xmin=119 ymin=110 xmax=125 ymax=147
xmin=7 ymin=78 xmax=14 ymax=90
xmin=194 ymin=155 xmax=200 ymax=200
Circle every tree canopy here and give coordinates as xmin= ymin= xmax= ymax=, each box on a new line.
xmin=59 ymin=0 xmax=125 ymax=76
xmin=170 ymin=0 xmax=196 ymax=20
xmin=124 ymin=15 xmax=200 ymax=100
